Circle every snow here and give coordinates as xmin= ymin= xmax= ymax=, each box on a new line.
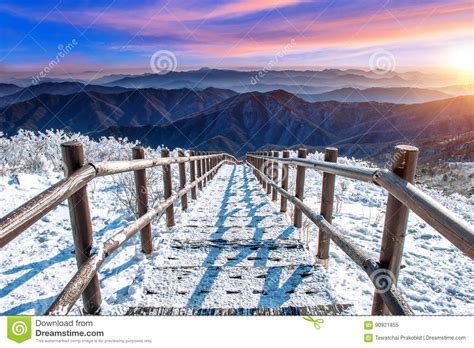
xmin=0 ymin=135 xmax=473 ymax=315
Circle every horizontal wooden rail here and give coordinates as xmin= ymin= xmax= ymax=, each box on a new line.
xmin=94 ymin=153 xmax=221 ymax=176
xmin=247 ymin=161 xmax=413 ymax=315
xmin=0 ymin=165 xmax=97 ymax=247
xmin=249 ymin=154 xmax=377 ymax=182
xmin=373 ymin=170 xmax=474 ymax=258
xmin=45 ymin=158 xmax=229 ymax=315
xmin=0 ymin=153 xmax=226 ymax=248
xmin=247 ymin=154 xmax=474 ymax=259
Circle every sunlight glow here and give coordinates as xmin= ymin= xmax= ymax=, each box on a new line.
xmin=447 ymin=45 xmax=474 ymax=74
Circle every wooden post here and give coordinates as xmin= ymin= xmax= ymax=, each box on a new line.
xmin=254 ymin=154 xmax=258 ymax=178
xmin=256 ymin=153 xmax=260 ymax=185
xmin=189 ymin=151 xmax=197 ymax=199
xmin=161 ymin=149 xmax=175 ymax=227
xmin=372 ymin=145 xmax=419 ymax=315
xmin=132 ymin=147 xmax=153 ymax=255
xmin=210 ymin=153 xmax=214 ymax=179
xmin=61 ymin=141 xmax=101 ymax=314
xmin=251 ymin=153 xmax=256 ymax=177
xmin=260 ymin=152 xmax=268 ymax=192
xmin=257 ymin=153 xmax=261 ymax=186
xmin=178 ymin=150 xmax=188 ymax=210
xmin=293 ymin=148 xmax=307 ymax=228
xmin=317 ymin=147 xmax=338 ymax=262
xmin=280 ymin=150 xmax=290 ymax=213
xmin=271 ymin=151 xmax=279 ymax=201
xmin=207 ymin=155 xmax=211 ymax=181
xmin=197 ymin=151 xmax=203 ymax=190
xmin=202 ymin=152 xmax=207 ymax=187
xmin=213 ymin=153 xmax=217 ymax=176
xmin=266 ymin=152 xmax=272 ymax=195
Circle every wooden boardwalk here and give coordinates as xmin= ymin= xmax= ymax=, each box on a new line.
xmin=127 ymin=164 xmax=351 ymax=315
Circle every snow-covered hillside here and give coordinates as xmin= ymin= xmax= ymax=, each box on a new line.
xmin=0 ymin=131 xmax=472 ymax=315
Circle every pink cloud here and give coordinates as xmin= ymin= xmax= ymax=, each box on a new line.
xmin=1 ymin=0 xmax=471 ymax=62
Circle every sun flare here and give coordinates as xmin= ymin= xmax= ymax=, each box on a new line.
xmin=447 ymin=45 xmax=474 ymax=73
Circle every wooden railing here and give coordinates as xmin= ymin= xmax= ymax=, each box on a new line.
xmin=0 ymin=141 xmax=240 ymax=315
xmin=246 ymin=146 xmax=473 ymax=316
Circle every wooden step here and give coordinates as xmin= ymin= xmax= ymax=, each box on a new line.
xmin=156 ymin=240 xmax=313 ymax=267
xmin=168 ymin=225 xmax=298 ymax=242
xmin=135 ymin=265 xmax=344 ymax=310
xmin=126 ymin=304 xmax=352 ymax=316
xmin=191 ymin=205 xmax=277 ymax=217
xmin=179 ymin=215 xmax=287 ymax=228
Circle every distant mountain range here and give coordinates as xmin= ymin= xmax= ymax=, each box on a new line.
xmin=297 ymin=87 xmax=452 ymax=104
xmin=0 ymin=83 xmax=23 ymax=97
xmin=1 ymin=80 xmax=472 ymax=161
xmin=101 ymin=92 xmax=473 ymax=159
xmin=1 ymin=75 xmax=472 ymax=108
xmin=104 ymin=68 xmax=414 ymax=92
xmin=1 ymin=69 xmax=472 ymax=162
xmin=0 ymin=86 xmax=236 ymax=132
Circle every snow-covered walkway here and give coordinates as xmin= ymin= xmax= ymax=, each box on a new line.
xmin=124 ymin=164 xmax=351 ymax=315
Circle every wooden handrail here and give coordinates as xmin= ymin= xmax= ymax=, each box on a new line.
xmin=373 ymin=170 xmax=474 ymax=258
xmin=248 ymin=147 xmax=473 ymax=316
xmin=0 ymin=141 xmax=238 ymax=315
xmin=247 ymin=154 xmax=474 ymax=259
xmin=94 ymin=153 xmax=219 ymax=176
xmin=247 ymin=161 xmax=413 ymax=315
xmin=0 ymin=153 xmax=225 ymax=248
xmin=45 ymin=158 xmax=228 ymax=315
xmin=250 ymin=154 xmax=377 ymax=182
xmin=0 ymin=165 xmax=97 ymax=247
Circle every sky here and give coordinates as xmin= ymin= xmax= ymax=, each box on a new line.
xmin=0 ymin=0 xmax=473 ymax=76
